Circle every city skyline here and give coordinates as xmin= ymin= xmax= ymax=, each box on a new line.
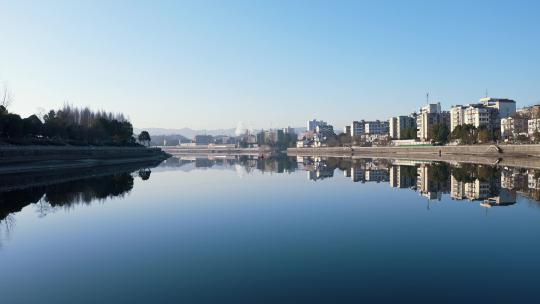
xmin=2 ymin=1 xmax=540 ymax=130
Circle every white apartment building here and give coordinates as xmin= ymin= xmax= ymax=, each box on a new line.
xmin=450 ymin=105 xmax=466 ymax=132
xmin=416 ymin=103 xmax=450 ymax=142
xmin=464 ymin=106 xmax=498 ymax=128
xmin=389 ymin=115 xmax=416 ymax=139
xmin=450 ymin=103 xmax=499 ymax=132
xmin=351 ymin=120 xmax=365 ymax=137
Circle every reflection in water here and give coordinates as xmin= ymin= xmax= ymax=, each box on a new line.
xmin=162 ymin=155 xmax=540 ymax=209
xmin=0 ymin=162 xmax=160 ymax=244
xmin=3 ymin=155 xmax=540 ymax=245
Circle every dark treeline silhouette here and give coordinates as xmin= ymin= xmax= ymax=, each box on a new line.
xmin=0 ymin=105 xmax=138 ymax=146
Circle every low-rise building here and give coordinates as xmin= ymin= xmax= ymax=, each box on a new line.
xmin=528 ymin=118 xmax=540 ymax=136
xmin=464 ymin=104 xmax=499 ymax=129
xmin=501 ymin=116 xmax=528 ymax=140
xmin=194 ymin=135 xmax=213 ymax=145
xmin=450 ymin=103 xmax=499 ymax=133
xmin=479 ymin=97 xmax=516 ymax=118
xmin=517 ymin=105 xmax=540 ymax=119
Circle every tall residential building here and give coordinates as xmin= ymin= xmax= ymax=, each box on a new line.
xmin=416 ymin=103 xmax=450 ymax=141
xmin=365 ymin=120 xmax=389 ymax=135
xmin=315 ymin=124 xmax=335 ymax=138
xmin=479 ymin=97 xmax=516 ymax=118
xmin=389 ymin=115 xmax=416 ymax=139
xmin=344 ymin=125 xmax=351 ymax=136
xmin=351 ymin=120 xmax=365 ymax=137
xmin=450 ymin=105 xmax=466 ymax=132
xmin=307 ymin=119 xmax=328 ymax=132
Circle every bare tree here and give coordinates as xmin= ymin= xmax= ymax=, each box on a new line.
xmin=1 ymin=83 xmax=13 ymax=108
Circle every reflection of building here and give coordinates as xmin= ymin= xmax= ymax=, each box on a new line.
xmin=350 ymin=166 xmax=365 ymax=182
xmin=306 ymin=158 xmax=335 ymax=181
xmin=416 ymin=164 xmax=450 ymax=200
xmin=450 ymin=176 xmax=466 ymax=200
xmin=308 ymin=168 xmax=334 ymax=181
xmin=365 ymin=169 xmax=389 ymax=183
xmin=528 ymin=171 xmax=540 ymax=189
xmin=464 ymin=180 xmax=493 ymax=200
xmin=501 ymin=168 xmax=527 ymax=190
xmin=390 ymin=166 xmax=416 ymax=188
xmin=481 ymin=189 xmax=517 ymax=207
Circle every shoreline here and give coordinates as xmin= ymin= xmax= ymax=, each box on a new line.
xmin=0 ymin=145 xmax=170 ymax=175
xmin=287 ymin=144 xmax=540 ymax=158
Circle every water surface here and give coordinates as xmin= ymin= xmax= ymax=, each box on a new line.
xmin=1 ymin=155 xmax=540 ymax=303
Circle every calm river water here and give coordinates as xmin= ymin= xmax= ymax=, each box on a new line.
xmin=1 ymin=155 xmax=540 ymax=303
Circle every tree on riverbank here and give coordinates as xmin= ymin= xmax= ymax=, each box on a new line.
xmin=138 ymin=131 xmax=151 ymax=146
xmin=431 ymin=123 xmax=450 ymax=144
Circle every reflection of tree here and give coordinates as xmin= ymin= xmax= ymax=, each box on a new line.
xmin=429 ymin=163 xmax=450 ymax=183
xmin=451 ymin=164 xmax=501 ymax=183
xmin=138 ymin=169 xmax=151 ymax=181
xmin=451 ymin=164 xmax=477 ymax=182
xmin=0 ymin=173 xmax=136 ymax=222
xmin=44 ymin=173 xmax=134 ymax=207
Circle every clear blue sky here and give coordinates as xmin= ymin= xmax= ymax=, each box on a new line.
xmin=1 ymin=0 xmax=539 ymax=130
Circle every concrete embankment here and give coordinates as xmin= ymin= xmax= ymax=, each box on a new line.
xmin=160 ymin=146 xmax=272 ymax=156
xmin=288 ymin=144 xmax=540 ymax=158
xmin=0 ymin=146 xmax=169 ymax=174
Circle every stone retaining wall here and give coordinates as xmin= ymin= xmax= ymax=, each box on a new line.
xmin=288 ymin=144 xmax=540 ymax=157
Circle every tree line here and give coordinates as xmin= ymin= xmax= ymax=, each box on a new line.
xmin=0 ymin=105 xmax=146 ymax=146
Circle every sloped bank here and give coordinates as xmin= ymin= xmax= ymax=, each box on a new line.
xmin=0 ymin=146 xmax=170 ymax=174
xmin=288 ymin=144 xmax=540 ymax=158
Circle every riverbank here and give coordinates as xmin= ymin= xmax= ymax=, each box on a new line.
xmin=160 ymin=146 xmax=274 ymax=156
xmin=0 ymin=145 xmax=170 ymax=174
xmin=288 ymin=144 xmax=540 ymax=158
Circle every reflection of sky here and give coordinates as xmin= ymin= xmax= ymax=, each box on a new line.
xmin=2 ymin=166 xmax=540 ymax=302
